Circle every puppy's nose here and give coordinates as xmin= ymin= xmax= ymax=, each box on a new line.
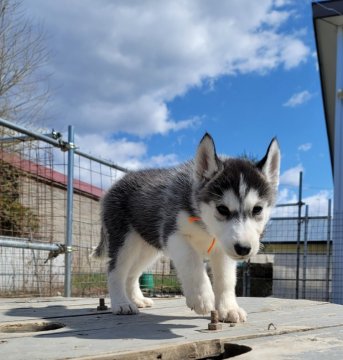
xmin=234 ymin=243 xmax=251 ymax=256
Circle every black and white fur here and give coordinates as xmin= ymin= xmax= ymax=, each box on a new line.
xmin=92 ymin=133 xmax=280 ymax=322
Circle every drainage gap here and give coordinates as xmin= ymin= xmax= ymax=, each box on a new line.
xmin=0 ymin=321 xmax=65 ymax=333
xmin=198 ymin=343 xmax=252 ymax=359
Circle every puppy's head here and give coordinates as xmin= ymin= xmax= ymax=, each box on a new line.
xmin=193 ymin=133 xmax=280 ymax=260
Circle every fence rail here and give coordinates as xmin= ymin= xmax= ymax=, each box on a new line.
xmin=0 ymin=236 xmax=64 ymax=252
xmin=0 ymin=118 xmax=337 ymax=302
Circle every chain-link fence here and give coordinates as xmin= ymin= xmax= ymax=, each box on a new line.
xmin=0 ymin=118 xmax=339 ymax=303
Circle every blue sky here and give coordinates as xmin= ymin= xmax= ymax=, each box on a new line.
xmin=24 ymin=0 xmax=332 ymax=214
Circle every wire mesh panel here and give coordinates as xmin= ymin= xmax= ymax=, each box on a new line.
xmin=70 ymin=154 xmax=119 ymax=297
xmin=256 ymin=203 xmax=333 ymax=302
xmin=0 ymin=125 xmax=66 ymax=296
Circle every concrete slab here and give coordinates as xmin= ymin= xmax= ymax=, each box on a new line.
xmin=0 ymin=296 xmax=342 ymax=359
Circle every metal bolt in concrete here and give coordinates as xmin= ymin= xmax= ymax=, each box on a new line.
xmin=97 ymin=298 xmax=108 ymax=311
xmin=208 ymin=310 xmax=222 ymax=331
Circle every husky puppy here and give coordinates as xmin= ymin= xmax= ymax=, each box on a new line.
xmin=92 ymin=133 xmax=280 ymax=323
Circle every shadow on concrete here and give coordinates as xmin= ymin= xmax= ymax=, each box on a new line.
xmin=4 ymin=304 xmax=207 ymax=340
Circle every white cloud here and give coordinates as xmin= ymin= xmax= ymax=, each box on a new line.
xmin=273 ymin=188 xmax=332 ymax=217
xmin=272 ymin=187 xmax=298 ymax=217
xmin=312 ymin=51 xmax=319 ymax=71
xmin=263 ymin=9 xmax=291 ymax=28
xmin=277 ymin=188 xmax=297 ymax=203
xmin=274 ymin=0 xmax=293 ymax=7
xmin=303 ymin=190 xmax=332 ymax=216
xmin=75 ymin=133 xmax=180 ymax=171
xmin=75 ymin=134 xmax=146 ymax=166
xmin=147 ymin=154 xmax=179 ymax=168
xmin=280 ymin=164 xmax=304 ymax=186
xmin=283 ymin=90 xmax=313 ymax=107
xmin=298 ymin=143 xmax=312 ymax=152
xmin=25 ymin=0 xmax=310 ymax=138
xmin=280 ymin=39 xmax=309 ymax=70
xmin=77 ymin=98 xmax=200 ymax=136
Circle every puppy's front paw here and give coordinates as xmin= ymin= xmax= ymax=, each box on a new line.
xmin=132 ymin=296 xmax=154 ymax=308
xmin=186 ymin=290 xmax=215 ymax=315
xmin=217 ymin=304 xmax=247 ymax=323
xmin=111 ymin=302 xmax=139 ymax=315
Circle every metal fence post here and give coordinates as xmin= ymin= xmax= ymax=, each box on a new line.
xmin=64 ymin=125 xmax=75 ymax=297
xmin=326 ymin=199 xmax=332 ymax=302
xmin=332 ymin=26 xmax=343 ymax=305
xmin=295 ymin=171 xmax=303 ymax=299
xmin=303 ymin=205 xmax=309 ymax=299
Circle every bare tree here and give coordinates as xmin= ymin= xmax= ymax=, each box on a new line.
xmin=0 ymin=0 xmax=49 ymax=125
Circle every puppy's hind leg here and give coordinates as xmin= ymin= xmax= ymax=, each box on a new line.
xmin=126 ymin=236 xmax=160 ymax=308
xmin=107 ymin=232 xmax=140 ymax=315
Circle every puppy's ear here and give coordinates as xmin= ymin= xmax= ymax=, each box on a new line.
xmin=257 ymin=138 xmax=280 ymax=188
xmin=194 ymin=133 xmax=221 ymax=181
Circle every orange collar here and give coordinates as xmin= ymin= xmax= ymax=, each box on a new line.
xmin=188 ymin=216 xmax=216 ymax=254
xmin=188 ymin=216 xmax=201 ymax=223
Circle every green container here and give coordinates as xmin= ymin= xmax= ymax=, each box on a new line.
xmin=139 ymin=273 xmax=154 ymax=290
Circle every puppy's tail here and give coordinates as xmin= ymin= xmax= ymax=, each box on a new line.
xmin=90 ymin=226 xmax=108 ymax=259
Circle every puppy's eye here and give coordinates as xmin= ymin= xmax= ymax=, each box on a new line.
xmin=216 ymin=205 xmax=231 ymax=217
xmin=252 ymin=206 xmax=263 ymax=216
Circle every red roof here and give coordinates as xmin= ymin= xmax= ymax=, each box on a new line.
xmin=0 ymin=151 xmax=104 ymax=199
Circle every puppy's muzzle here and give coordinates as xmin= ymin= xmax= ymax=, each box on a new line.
xmin=234 ymin=243 xmax=251 ymax=257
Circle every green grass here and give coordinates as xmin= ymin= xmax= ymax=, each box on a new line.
xmin=72 ymin=273 xmax=107 ymax=296
xmin=151 ymin=274 xmax=183 ymax=295
xmin=71 ymin=272 xmax=183 ymax=297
